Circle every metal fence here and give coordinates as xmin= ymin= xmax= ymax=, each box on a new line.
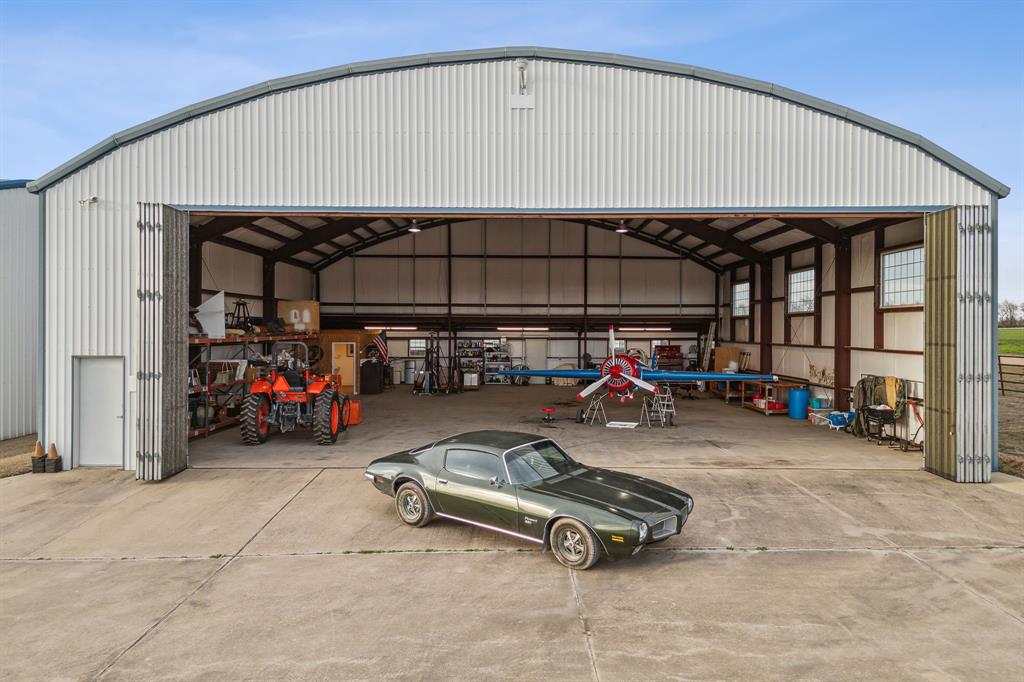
xmin=999 ymin=355 xmax=1024 ymax=396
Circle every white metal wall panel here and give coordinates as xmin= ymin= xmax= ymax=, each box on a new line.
xmin=884 ymin=312 xmax=925 ymax=351
xmin=202 ymin=242 xmax=260 ymax=297
xmin=850 ymin=293 xmax=875 ymax=347
xmin=851 ymin=233 xmax=875 ymax=288
xmin=42 ymin=58 xmax=992 ymax=215
xmin=276 ymin=263 xmax=315 ymax=301
xmin=318 ymin=218 xmax=715 ymax=315
xmin=821 ymin=296 xmax=836 ymax=346
xmin=821 ymin=244 xmax=836 ymax=292
xmin=0 ymin=187 xmax=39 ymax=440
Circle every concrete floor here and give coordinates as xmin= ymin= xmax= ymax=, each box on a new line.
xmin=2 ymin=387 xmax=1022 ymax=680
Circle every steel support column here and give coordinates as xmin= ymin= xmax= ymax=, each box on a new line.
xmin=834 ymin=238 xmax=852 ymax=411
xmin=760 ymin=262 xmax=772 ymax=372
xmin=262 ymin=258 xmax=276 ymax=322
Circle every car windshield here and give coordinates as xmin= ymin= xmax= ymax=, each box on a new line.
xmin=504 ymin=441 xmax=581 ymax=484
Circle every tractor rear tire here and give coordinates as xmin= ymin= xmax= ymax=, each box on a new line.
xmin=314 ymin=389 xmax=344 ymax=445
xmin=240 ymin=394 xmax=271 ymax=445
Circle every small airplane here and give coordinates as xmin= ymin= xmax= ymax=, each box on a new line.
xmin=498 ymin=326 xmax=777 ymax=401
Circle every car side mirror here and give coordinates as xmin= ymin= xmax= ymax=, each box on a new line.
xmin=489 ymin=476 xmax=504 ymax=487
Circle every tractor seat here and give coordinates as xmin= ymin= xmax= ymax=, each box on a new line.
xmin=283 ymin=370 xmax=306 ymax=389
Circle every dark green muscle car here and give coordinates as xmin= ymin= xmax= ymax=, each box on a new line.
xmin=364 ymin=430 xmax=694 ymax=569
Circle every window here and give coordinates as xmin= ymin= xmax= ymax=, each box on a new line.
xmin=881 ymin=246 xmax=924 ymax=308
xmin=504 ymin=440 xmax=580 ymax=485
xmin=408 ymin=339 xmax=426 ymax=356
xmin=444 ymin=449 xmax=501 ymax=480
xmin=787 ymin=268 xmax=815 ymax=314
xmin=732 ymin=281 xmax=750 ymax=317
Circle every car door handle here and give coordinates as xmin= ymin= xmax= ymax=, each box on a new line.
xmin=438 ymin=478 xmax=448 ymax=485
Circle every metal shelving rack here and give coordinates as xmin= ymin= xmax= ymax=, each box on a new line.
xmin=483 ymin=339 xmax=518 ymax=384
xmin=187 ymin=332 xmax=319 ymax=439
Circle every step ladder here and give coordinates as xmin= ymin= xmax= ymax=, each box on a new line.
xmin=640 ymin=386 xmax=676 ymax=427
xmin=580 ymin=392 xmax=608 ymax=425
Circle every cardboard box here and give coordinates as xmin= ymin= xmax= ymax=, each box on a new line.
xmin=278 ymin=300 xmax=320 ymax=332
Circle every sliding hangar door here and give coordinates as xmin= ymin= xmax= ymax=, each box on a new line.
xmin=26 ymin=48 xmax=1006 ymax=481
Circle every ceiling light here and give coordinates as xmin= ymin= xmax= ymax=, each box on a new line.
xmin=618 ymin=327 xmax=671 ymax=332
xmin=497 ymin=327 xmax=549 ymax=331
xmin=615 ymin=219 xmax=628 ymax=233
xmin=364 ymin=326 xmax=418 ymax=331
xmin=408 ymin=219 xmax=421 ymax=233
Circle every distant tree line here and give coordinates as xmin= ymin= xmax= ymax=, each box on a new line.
xmin=1000 ymin=300 xmax=1024 ymax=327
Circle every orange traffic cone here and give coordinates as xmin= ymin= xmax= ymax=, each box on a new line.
xmin=45 ymin=444 xmax=63 ymax=473
xmin=31 ymin=441 xmax=46 ymax=474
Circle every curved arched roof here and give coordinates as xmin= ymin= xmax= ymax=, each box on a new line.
xmin=27 ymin=46 xmax=1008 ymax=197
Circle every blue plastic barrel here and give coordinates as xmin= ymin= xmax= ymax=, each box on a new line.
xmin=788 ymin=388 xmax=810 ymax=420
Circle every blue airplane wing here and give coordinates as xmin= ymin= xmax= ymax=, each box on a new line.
xmin=496 ymin=369 xmax=603 ymax=379
xmin=640 ymin=370 xmax=777 ymax=383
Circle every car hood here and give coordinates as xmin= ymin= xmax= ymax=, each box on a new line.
xmin=529 ymin=467 xmax=691 ymax=519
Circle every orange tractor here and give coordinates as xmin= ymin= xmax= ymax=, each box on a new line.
xmin=240 ymin=342 xmax=349 ymax=446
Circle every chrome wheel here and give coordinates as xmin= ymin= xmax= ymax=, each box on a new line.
xmin=559 ymin=528 xmax=585 ymax=561
xmin=394 ymin=482 xmax=434 ymax=528
xmin=400 ymin=490 xmax=422 ymax=521
xmin=550 ymin=518 xmax=600 ymax=570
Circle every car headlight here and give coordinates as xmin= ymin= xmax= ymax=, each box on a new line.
xmin=637 ymin=522 xmax=648 ymax=542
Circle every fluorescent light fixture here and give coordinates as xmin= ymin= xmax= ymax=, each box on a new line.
xmin=407 ymin=218 xmax=421 ymax=233
xmin=496 ymin=327 xmax=549 ymax=331
xmin=618 ymin=327 xmax=671 ymax=332
xmin=364 ymin=326 xmax=418 ymax=331
xmin=615 ymin=219 xmax=628 ymax=233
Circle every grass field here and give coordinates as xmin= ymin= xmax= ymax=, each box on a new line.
xmin=999 ymin=327 xmax=1024 ymax=355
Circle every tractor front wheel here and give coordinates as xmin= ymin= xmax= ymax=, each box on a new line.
xmin=314 ymin=389 xmax=346 ymax=445
xmin=240 ymin=394 xmax=271 ymax=445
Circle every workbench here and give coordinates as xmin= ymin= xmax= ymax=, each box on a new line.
xmin=740 ymin=379 xmax=805 ymax=416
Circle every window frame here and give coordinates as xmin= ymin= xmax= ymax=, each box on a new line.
xmin=407 ymin=338 xmax=427 ymax=356
xmin=786 ymin=267 xmax=816 ymax=316
xmin=731 ymin=281 xmax=751 ymax=318
xmin=879 ymin=244 xmax=925 ymax=310
xmin=443 ymin=448 xmax=502 ymax=481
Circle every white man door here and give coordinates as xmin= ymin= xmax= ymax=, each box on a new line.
xmin=75 ymin=356 xmax=125 ymax=467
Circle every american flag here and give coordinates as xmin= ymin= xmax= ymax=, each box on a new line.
xmin=372 ymin=330 xmax=389 ymax=364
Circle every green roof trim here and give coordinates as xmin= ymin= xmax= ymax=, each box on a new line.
xmin=26 ymin=46 xmax=1010 ymax=198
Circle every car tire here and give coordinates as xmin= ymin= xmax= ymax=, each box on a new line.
xmin=395 ymin=482 xmax=434 ymax=527
xmin=550 ymin=518 xmax=600 ymax=570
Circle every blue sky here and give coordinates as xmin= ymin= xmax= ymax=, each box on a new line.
xmin=1 ymin=0 xmax=1021 ymax=298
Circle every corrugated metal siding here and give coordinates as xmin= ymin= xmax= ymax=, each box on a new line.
xmin=925 ymin=208 xmax=957 ymax=479
xmin=46 ymin=59 xmax=991 ymax=210
xmin=955 ymin=205 xmax=993 ymax=482
xmin=0 ymin=187 xmax=39 ymax=440
xmin=39 ymin=57 xmax=1000 ymax=469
